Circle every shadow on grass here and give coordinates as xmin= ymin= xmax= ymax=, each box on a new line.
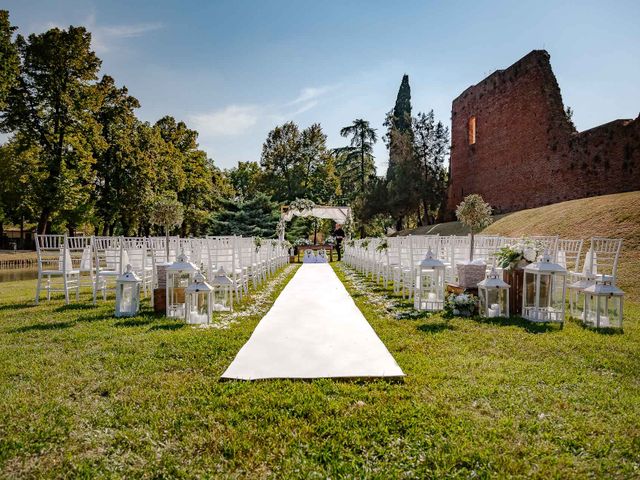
xmin=417 ymin=322 xmax=456 ymax=334
xmin=471 ymin=316 xmax=558 ymax=334
xmin=54 ymin=303 xmax=95 ymax=312
xmin=0 ymin=301 xmax=38 ymax=311
xmin=114 ymin=317 xmax=156 ymax=328
xmin=12 ymin=320 xmax=75 ymax=332
xmin=148 ymin=323 xmax=185 ymax=331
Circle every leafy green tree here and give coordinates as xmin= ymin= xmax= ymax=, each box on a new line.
xmin=336 ymin=119 xmax=377 ymax=199
xmin=226 ymin=161 xmax=262 ymax=197
xmin=153 ymin=116 xmax=214 ymax=236
xmin=260 ymin=121 xmax=339 ymax=206
xmin=0 ymin=10 xmax=19 ymax=111
xmin=210 ymin=192 xmax=278 ymax=238
xmin=0 ymin=137 xmax=43 ymax=243
xmin=92 ymin=75 xmax=145 ymax=235
xmin=336 ymin=118 xmax=377 ymax=236
xmin=385 ymin=74 xmax=416 ymax=231
xmin=260 ymin=121 xmax=303 ymax=202
xmin=1 ymin=25 xmax=102 ymax=233
xmin=413 ymin=110 xmax=449 ymax=225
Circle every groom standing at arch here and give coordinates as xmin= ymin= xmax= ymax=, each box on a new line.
xmin=333 ymin=224 xmax=345 ymax=261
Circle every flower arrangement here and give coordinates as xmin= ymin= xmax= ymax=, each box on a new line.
xmin=444 ymin=292 xmax=478 ymax=317
xmin=346 ymin=239 xmax=355 ymax=248
xmin=254 ymin=236 xmax=262 ymax=252
xmin=289 ymin=198 xmax=315 ymax=212
xmin=326 ymin=235 xmax=336 ymax=245
xmin=495 ymin=239 xmax=544 ymax=270
xmin=361 ymin=239 xmax=370 ymax=249
xmin=294 ymin=237 xmax=311 ymax=247
xmin=275 ymin=218 xmax=286 ymax=239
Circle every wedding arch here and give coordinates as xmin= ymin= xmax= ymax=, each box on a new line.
xmin=277 ymin=200 xmax=352 ymax=241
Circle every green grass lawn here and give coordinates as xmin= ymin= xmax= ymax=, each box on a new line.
xmin=1 ymin=264 xmax=639 ymax=478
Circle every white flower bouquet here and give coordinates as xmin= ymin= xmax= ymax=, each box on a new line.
xmin=495 ymin=239 xmax=544 ymax=270
xmin=444 ymin=293 xmax=478 ymax=317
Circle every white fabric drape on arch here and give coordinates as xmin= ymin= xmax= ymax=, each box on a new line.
xmin=279 ymin=206 xmax=351 ymax=240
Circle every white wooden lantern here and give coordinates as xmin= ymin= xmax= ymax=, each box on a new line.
xmin=583 ymin=276 xmax=624 ymax=329
xmin=115 ymin=264 xmax=141 ymax=317
xmin=477 ymin=266 xmax=510 ymax=318
xmin=212 ymin=266 xmax=234 ymax=312
xmin=522 ymin=251 xmax=567 ymax=324
xmin=185 ymin=272 xmax=213 ymax=325
xmin=165 ymin=252 xmax=198 ymax=318
xmin=567 ymin=270 xmax=596 ymax=319
xmin=414 ymin=247 xmax=446 ymax=311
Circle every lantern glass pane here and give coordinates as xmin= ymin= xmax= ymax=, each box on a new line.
xmin=551 ymin=275 xmax=565 ymax=311
xmin=538 ymin=274 xmax=551 ymax=308
xmin=121 ymin=284 xmax=133 ymax=312
xmin=607 ymin=297 xmax=622 ymax=328
xmin=524 ymin=272 xmax=536 ymax=307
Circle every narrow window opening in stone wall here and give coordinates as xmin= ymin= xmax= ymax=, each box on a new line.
xmin=468 ymin=116 xmax=476 ymax=145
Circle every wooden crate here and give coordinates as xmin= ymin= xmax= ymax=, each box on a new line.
xmin=503 ymin=269 xmax=524 ymax=316
xmin=153 ymin=288 xmax=166 ymax=314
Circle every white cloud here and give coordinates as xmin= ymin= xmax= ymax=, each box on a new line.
xmin=99 ymin=22 xmax=163 ymax=39
xmin=288 ymin=85 xmax=335 ymax=106
xmin=38 ymin=14 xmax=162 ymax=53
xmin=189 ymin=105 xmax=260 ymax=137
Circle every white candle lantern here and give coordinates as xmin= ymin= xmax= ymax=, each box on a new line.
xmin=522 ymin=251 xmax=567 ymax=324
xmin=414 ymin=247 xmax=446 ymax=311
xmin=115 ymin=264 xmax=141 ymax=317
xmin=567 ymin=270 xmax=596 ymax=320
xmin=583 ymin=276 xmax=624 ymax=329
xmin=185 ymin=272 xmax=213 ymax=325
xmin=477 ymin=267 xmax=510 ymax=318
xmin=212 ymin=266 xmax=234 ymax=312
xmin=165 ymin=252 xmax=198 ymax=319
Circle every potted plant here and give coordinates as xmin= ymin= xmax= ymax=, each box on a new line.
xmin=455 ymin=194 xmax=493 ymax=288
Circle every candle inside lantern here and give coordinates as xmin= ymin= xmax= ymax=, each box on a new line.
xmin=488 ymin=303 xmax=501 ymax=317
xmin=427 ymin=292 xmax=437 ymax=301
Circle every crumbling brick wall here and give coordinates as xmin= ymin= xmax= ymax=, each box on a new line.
xmin=446 ymin=50 xmax=640 ymax=217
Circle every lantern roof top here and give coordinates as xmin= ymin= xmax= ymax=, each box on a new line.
xmin=524 ymin=250 xmax=567 ymax=274
xmin=418 ymin=247 xmax=445 ymax=269
xmin=186 ymin=272 xmax=213 ymax=293
xmin=477 ymin=267 xmax=510 ymax=288
xmin=117 ymin=264 xmax=141 ymax=283
xmin=166 ymin=251 xmax=198 ymax=272
xmin=212 ymin=266 xmax=233 ymax=286
xmin=583 ymin=275 xmax=624 ymax=296
xmin=568 ymin=271 xmax=597 ymax=290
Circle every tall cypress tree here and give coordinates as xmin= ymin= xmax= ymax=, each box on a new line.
xmin=385 ymin=74 xmax=416 ymax=231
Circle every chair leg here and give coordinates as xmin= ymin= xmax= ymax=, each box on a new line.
xmin=76 ymin=274 xmax=80 ymax=301
xmin=93 ymin=275 xmax=98 ymax=305
xmin=47 ymin=275 xmax=51 ymax=301
xmin=35 ymin=273 xmax=42 ymax=305
xmin=63 ymin=274 xmax=69 ymax=305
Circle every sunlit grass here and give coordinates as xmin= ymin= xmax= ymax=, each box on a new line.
xmin=0 ymin=262 xmax=638 ymax=478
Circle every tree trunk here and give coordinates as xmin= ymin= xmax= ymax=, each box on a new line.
xmin=469 ymin=232 xmax=475 ymax=262
xmin=19 ymin=216 xmax=24 ymax=248
xmin=37 ymin=207 xmax=51 ymax=235
xmin=395 ymin=216 xmax=403 ymax=233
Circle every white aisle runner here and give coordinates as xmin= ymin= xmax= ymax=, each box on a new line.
xmin=221 ymin=264 xmax=405 ymax=380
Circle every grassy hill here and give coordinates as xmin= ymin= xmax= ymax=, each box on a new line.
xmin=482 ymin=191 xmax=640 ymax=300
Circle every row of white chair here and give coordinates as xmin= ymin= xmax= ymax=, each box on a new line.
xmin=343 ymin=235 xmax=623 ymax=301
xmin=34 ymin=235 xmax=290 ymax=306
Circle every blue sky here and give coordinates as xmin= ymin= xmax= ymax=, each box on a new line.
xmin=5 ymin=0 xmax=640 ymax=171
